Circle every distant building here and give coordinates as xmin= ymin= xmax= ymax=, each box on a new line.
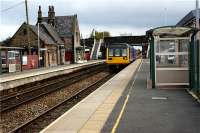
xmin=176 ymin=9 xmax=200 ymax=27
xmin=177 ymin=9 xmax=200 ymax=91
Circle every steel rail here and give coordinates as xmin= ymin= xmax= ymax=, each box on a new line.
xmin=8 ymin=74 xmax=113 ymax=133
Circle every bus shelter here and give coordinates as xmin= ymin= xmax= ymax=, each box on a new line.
xmin=0 ymin=46 xmax=24 ymax=74
xmin=147 ymin=26 xmax=199 ymax=93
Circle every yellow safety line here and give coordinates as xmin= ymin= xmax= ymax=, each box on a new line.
xmin=111 ymin=60 xmax=143 ymax=133
xmin=111 ymin=94 xmax=130 ymax=133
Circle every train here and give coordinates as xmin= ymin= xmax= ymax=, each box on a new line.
xmin=106 ymin=43 xmax=137 ymax=69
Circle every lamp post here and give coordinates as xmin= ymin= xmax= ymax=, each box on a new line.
xmin=72 ymin=15 xmax=77 ymax=64
xmin=25 ymin=0 xmax=31 ymax=54
xmin=195 ymin=0 xmax=199 ymax=90
xmin=37 ymin=23 xmax=40 ymax=68
xmin=196 ymin=0 xmax=200 ymax=90
xmin=196 ymin=0 xmax=199 ymax=30
xmin=0 ymin=48 xmax=2 ymax=74
xmin=103 ymin=31 xmax=105 ymax=42
xmin=93 ymin=29 xmax=96 ymax=59
xmin=164 ymin=7 xmax=167 ymax=26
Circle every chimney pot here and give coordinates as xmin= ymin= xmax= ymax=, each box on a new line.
xmin=48 ymin=5 xmax=55 ymax=27
xmin=49 ymin=6 xmax=51 ymax=11
xmin=38 ymin=5 xmax=42 ymax=23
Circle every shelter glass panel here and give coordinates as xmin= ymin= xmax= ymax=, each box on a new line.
xmin=156 ymin=40 xmax=175 ymax=53
xmin=156 ymin=39 xmax=189 ymax=67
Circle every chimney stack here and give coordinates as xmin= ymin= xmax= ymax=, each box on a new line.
xmin=52 ymin=6 xmax=55 ymax=26
xmin=48 ymin=6 xmax=52 ymax=24
xmin=38 ymin=5 xmax=42 ymax=23
xmin=48 ymin=6 xmax=55 ymax=27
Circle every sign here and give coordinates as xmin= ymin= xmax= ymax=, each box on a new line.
xmin=9 ymin=64 xmax=16 ymax=72
xmin=22 ymin=56 xmax=28 ymax=65
xmin=40 ymin=48 xmax=47 ymax=51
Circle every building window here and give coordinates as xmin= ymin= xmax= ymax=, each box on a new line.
xmin=23 ymin=29 xmax=27 ymax=35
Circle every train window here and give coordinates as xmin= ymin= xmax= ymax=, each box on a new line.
xmin=109 ymin=49 xmax=114 ymax=56
xmin=122 ymin=48 xmax=127 ymax=56
xmin=115 ymin=49 xmax=120 ymax=56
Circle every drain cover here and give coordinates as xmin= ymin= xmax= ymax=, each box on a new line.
xmin=152 ymin=97 xmax=167 ymax=100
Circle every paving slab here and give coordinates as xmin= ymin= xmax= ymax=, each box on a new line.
xmin=114 ymin=60 xmax=200 ymax=133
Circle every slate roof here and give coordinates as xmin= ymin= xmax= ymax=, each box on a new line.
xmin=177 ymin=9 xmax=200 ymax=26
xmin=29 ymin=24 xmax=55 ymax=45
xmin=41 ymin=22 xmax=64 ymax=44
xmin=29 ymin=23 xmax=64 ymax=45
xmin=42 ymin=16 xmax=74 ymax=38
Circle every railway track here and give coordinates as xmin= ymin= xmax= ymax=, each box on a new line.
xmin=0 ymin=64 xmax=105 ymax=113
xmin=8 ymin=73 xmax=114 ymax=133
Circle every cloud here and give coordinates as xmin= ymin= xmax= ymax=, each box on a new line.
xmin=0 ymin=24 xmax=19 ymax=40
xmin=80 ymin=24 xmax=149 ymax=38
xmin=0 ymin=0 xmax=196 ymax=41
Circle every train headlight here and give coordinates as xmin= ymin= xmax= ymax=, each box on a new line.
xmin=123 ymin=57 xmax=127 ymax=60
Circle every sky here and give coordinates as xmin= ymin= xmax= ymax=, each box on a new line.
xmin=0 ymin=0 xmax=196 ymax=41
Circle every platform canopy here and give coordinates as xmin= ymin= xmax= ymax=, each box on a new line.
xmin=147 ymin=26 xmax=196 ymax=37
xmin=0 ymin=46 xmax=24 ymax=50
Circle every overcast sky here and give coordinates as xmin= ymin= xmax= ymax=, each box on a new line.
xmin=0 ymin=0 xmax=196 ymax=41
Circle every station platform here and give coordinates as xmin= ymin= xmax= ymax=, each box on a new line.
xmin=40 ymin=59 xmax=200 ymax=133
xmin=0 ymin=60 xmax=105 ymax=91
xmin=40 ymin=59 xmax=142 ymax=133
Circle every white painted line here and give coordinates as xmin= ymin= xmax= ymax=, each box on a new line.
xmin=157 ymin=83 xmax=189 ymax=86
xmin=187 ymin=89 xmax=200 ymax=104
xmin=156 ymin=68 xmax=189 ymax=71
xmin=152 ymin=97 xmax=167 ymax=100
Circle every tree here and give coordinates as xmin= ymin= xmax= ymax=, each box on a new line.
xmin=90 ymin=30 xmax=110 ymax=40
xmin=1 ymin=37 xmax=11 ymax=46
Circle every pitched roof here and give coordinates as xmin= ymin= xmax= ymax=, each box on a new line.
xmin=42 ymin=16 xmax=74 ymax=38
xmin=41 ymin=22 xmax=63 ymax=44
xmin=177 ymin=9 xmax=200 ymax=26
xmin=29 ymin=24 xmax=56 ymax=45
xmin=29 ymin=23 xmax=64 ymax=45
